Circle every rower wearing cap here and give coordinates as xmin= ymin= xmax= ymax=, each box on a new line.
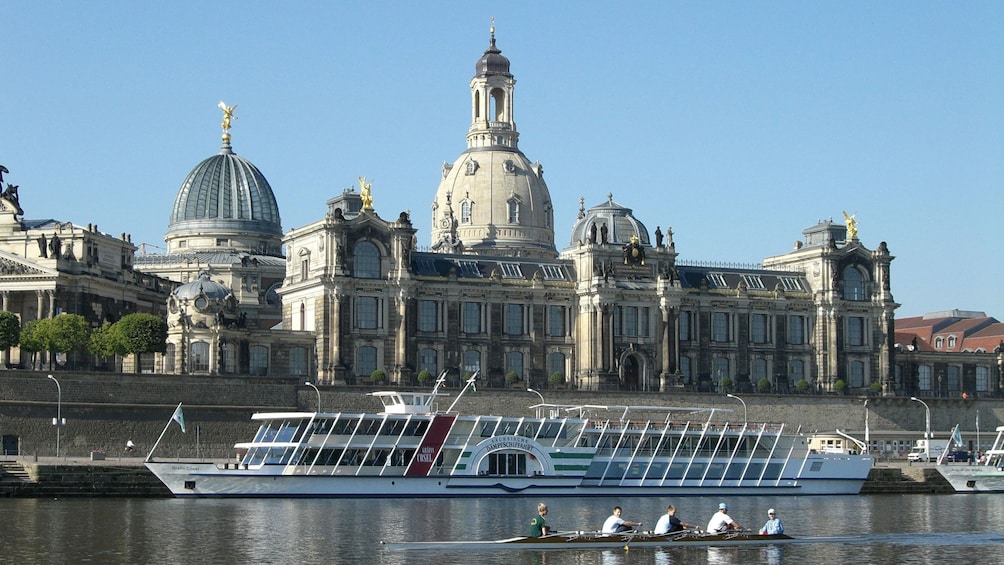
xmin=760 ymin=508 xmax=784 ymax=535
xmin=706 ymin=502 xmax=743 ymax=533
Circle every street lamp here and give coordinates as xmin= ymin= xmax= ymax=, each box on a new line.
xmin=910 ymin=396 xmax=931 ymax=461
xmin=305 ymin=381 xmax=321 ymax=413
xmin=47 ymin=375 xmax=64 ymax=458
xmin=726 ymin=393 xmax=747 ymax=426
xmin=527 ymin=388 xmax=545 ymax=419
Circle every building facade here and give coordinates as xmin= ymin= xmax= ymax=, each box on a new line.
xmin=279 ymin=30 xmax=900 ymax=393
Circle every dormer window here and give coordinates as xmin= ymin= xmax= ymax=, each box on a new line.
xmin=935 ymin=336 xmax=944 ymax=349
xmin=460 ymin=200 xmax=472 ymax=224
xmin=506 ymin=194 xmax=521 ymax=224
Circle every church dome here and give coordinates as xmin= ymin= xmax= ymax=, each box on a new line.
xmin=568 ymin=194 xmax=651 ymax=248
xmin=169 ymin=271 xmax=236 ymax=315
xmin=429 ymin=27 xmax=556 ymax=260
xmin=475 ymin=35 xmax=511 ymax=77
xmin=165 ymin=139 xmax=282 ymax=254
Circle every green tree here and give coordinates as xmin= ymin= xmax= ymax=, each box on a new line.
xmin=795 ymin=379 xmax=810 ymax=393
xmin=18 ymin=319 xmax=45 ymax=368
xmin=370 ymin=369 xmax=386 ymax=382
xmin=757 ymin=377 xmax=772 ymax=392
xmin=48 ymin=314 xmax=91 ymax=369
xmin=417 ymin=369 xmax=432 ymax=384
xmin=0 ymin=311 xmax=21 ymax=363
xmin=115 ymin=313 xmax=168 ymax=355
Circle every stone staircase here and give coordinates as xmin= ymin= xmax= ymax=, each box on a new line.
xmin=1 ymin=461 xmax=170 ymax=497
xmin=859 ymin=465 xmax=955 ymax=494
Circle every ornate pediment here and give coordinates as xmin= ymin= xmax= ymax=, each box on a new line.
xmin=0 ymin=255 xmax=46 ymax=276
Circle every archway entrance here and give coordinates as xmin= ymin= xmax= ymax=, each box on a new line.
xmin=623 ymin=355 xmax=640 ymax=390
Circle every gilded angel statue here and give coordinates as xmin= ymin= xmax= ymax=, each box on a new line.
xmin=843 ymin=211 xmax=858 ymax=241
xmin=218 ymin=101 xmax=238 ymax=133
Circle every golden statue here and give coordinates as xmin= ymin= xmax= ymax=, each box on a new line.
xmin=218 ymin=101 xmax=238 ymax=138
xmin=358 ymin=176 xmax=374 ymax=210
xmin=842 ymin=211 xmax=858 ymax=240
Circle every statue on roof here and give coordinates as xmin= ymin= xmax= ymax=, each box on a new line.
xmin=358 ymin=176 xmax=374 ymax=210
xmin=218 ymin=101 xmax=237 ymax=139
xmin=843 ymin=211 xmax=858 ymax=241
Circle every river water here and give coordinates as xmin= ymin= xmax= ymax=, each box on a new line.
xmin=2 ymin=494 xmax=1001 ymax=564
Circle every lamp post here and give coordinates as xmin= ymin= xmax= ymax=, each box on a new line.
xmin=910 ymin=396 xmax=931 ymax=462
xmin=726 ymin=393 xmax=747 ymax=426
xmin=527 ymin=388 xmax=545 ymax=419
xmin=47 ymin=375 xmax=63 ymax=458
xmin=305 ymin=381 xmax=321 ymax=413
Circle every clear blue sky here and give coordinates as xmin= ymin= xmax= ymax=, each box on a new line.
xmin=5 ymin=2 xmax=1002 ymax=319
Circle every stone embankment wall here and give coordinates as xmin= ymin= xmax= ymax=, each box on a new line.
xmin=1 ymin=372 xmax=1001 ymax=459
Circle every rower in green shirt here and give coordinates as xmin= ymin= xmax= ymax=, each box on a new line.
xmin=529 ymin=503 xmax=550 ymax=537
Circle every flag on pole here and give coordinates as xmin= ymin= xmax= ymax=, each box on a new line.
xmin=172 ymin=404 xmax=187 ymax=433
xmin=951 ymin=425 xmax=963 ymax=447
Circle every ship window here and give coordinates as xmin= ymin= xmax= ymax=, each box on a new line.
xmin=725 ymin=464 xmax=745 ymax=480
xmin=743 ymin=463 xmax=765 ymax=480
xmin=665 ymin=463 xmax=687 ymax=480
xmin=685 ymin=464 xmax=707 ymax=480
xmin=645 ymin=462 xmax=667 ymax=479
xmin=705 ymin=463 xmax=726 ymax=480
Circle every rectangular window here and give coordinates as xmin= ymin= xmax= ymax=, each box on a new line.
xmin=918 ymin=365 xmax=932 ymax=390
xmin=788 ymin=315 xmax=805 ymax=345
xmin=742 ymin=275 xmax=765 ymax=290
xmin=456 ymin=260 xmax=482 ymax=277
xmin=418 ymin=300 xmax=437 ymax=332
xmin=751 ymin=314 xmax=768 ymax=344
xmin=679 ymin=311 xmax=691 ymax=341
xmin=623 ymin=307 xmax=638 ymax=337
xmin=976 ymin=367 xmax=989 ymax=392
xmin=946 ymin=366 xmax=961 ymax=392
xmin=506 ymin=351 xmax=523 ymax=379
xmin=356 ymin=297 xmax=379 ymax=329
xmin=505 ymin=304 xmax=524 ymax=335
xmin=548 ymin=306 xmax=565 ymax=337
xmin=300 ymin=259 xmax=309 ymax=280
xmin=419 ymin=349 xmax=437 ymax=374
xmin=640 ymin=307 xmax=650 ymax=337
xmin=712 ymin=312 xmax=730 ymax=342
xmin=463 ymin=302 xmax=481 ymax=334
xmin=707 ymin=273 xmax=727 ymax=288
xmin=847 ymin=317 xmax=864 ymax=346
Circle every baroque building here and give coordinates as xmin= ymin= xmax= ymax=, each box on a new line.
xmin=280 ymin=28 xmax=900 ymax=393
xmin=0 ymin=166 xmax=174 ymax=369
xmin=134 ymin=105 xmax=314 ymax=376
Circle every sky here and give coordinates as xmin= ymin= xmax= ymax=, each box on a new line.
xmin=4 ymin=2 xmax=1002 ymax=319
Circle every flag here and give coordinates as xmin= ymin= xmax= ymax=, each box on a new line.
xmin=172 ymin=405 xmax=187 ymax=433
xmin=951 ymin=425 xmax=963 ymax=447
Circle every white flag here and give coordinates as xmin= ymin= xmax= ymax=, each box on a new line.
xmin=172 ymin=405 xmax=187 ymax=433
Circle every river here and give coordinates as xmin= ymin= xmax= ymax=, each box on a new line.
xmin=2 ymin=494 xmax=1001 ymax=564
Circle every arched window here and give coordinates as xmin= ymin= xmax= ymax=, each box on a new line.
xmin=507 ymin=197 xmax=520 ymax=224
xmin=191 ymin=341 xmax=210 ymax=373
xmin=947 ymin=336 xmax=957 ymax=348
xmin=946 ymin=366 xmax=961 ymax=391
xmin=848 ymin=360 xmax=865 ymax=388
xmin=934 ymin=337 xmax=944 ymax=349
xmin=548 ymin=352 xmax=565 ymax=378
xmin=506 ymin=351 xmax=524 ymax=379
xmin=460 ymin=201 xmax=472 ymax=224
xmin=753 ymin=358 xmax=768 ymax=381
xmin=250 ymin=345 xmax=269 ymax=376
xmin=356 ymin=346 xmax=377 ymax=377
xmin=842 ymin=267 xmax=867 ymax=301
xmin=976 ymin=366 xmax=990 ymax=392
xmin=463 ymin=350 xmax=481 ymax=375
xmin=353 ymin=241 xmax=380 ymax=278
xmin=789 ymin=359 xmax=804 ymax=384
xmin=712 ymin=357 xmax=730 ymax=383
xmin=419 ymin=349 xmax=437 ymax=374
xmin=289 ymin=347 xmax=308 ymax=376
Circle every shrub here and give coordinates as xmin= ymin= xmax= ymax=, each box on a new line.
xmin=833 ymin=379 xmax=847 ymax=393
xmin=417 ymin=370 xmax=432 ymax=383
xmin=795 ymin=379 xmax=810 ymax=392
xmin=370 ymin=369 xmax=386 ymax=382
xmin=869 ymin=382 xmax=883 ymax=394
xmin=719 ymin=377 xmax=732 ymax=391
xmin=549 ymin=372 xmax=565 ymax=385
xmin=505 ymin=371 xmax=520 ymax=384
xmin=757 ymin=377 xmax=772 ymax=392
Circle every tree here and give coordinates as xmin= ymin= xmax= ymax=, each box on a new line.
xmin=18 ymin=319 xmax=45 ymax=368
xmin=48 ymin=314 xmax=91 ymax=369
xmin=89 ymin=321 xmax=126 ymax=370
xmin=115 ymin=313 xmax=168 ymax=355
xmin=757 ymin=377 xmax=772 ymax=393
xmin=370 ymin=369 xmax=386 ymax=382
xmin=795 ymin=379 xmax=810 ymax=393
xmin=417 ymin=369 xmax=432 ymax=384
xmin=0 ymin=311 xmax=20 ymax=350
xmin=833 ymin=379 xmax=847 ymax=394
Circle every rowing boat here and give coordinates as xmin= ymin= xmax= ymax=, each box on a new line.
xmin=381 ymin=530 xmax=799 ymax=551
